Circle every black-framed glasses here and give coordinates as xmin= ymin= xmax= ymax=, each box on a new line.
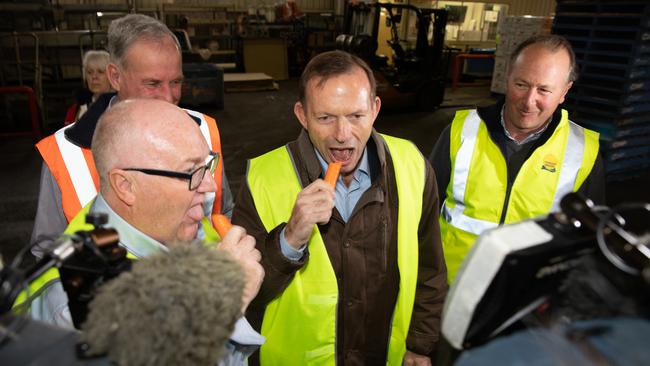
xmin=124 ymin=151 xmax=219 ymax=191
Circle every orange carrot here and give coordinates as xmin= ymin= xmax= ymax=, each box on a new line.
xmin=213 ymin=214 xmax=233 ymax=238
xmin=323 ymin=162 xmax=342 ymax=188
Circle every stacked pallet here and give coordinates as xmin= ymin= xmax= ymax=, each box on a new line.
xmin=490 ymin=15 xmax=553 ymax=94
xmin=553 ymin=0 xmax=650 ymax=181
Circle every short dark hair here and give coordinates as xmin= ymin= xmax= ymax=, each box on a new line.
xmin=508 ymin=34 xmax=578 ymax=82
xmin=298 ymin=50 xmax=376 ymax=104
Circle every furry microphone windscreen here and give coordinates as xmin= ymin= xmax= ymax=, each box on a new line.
xmin=80 ymin=244 xmax=244 ymax=366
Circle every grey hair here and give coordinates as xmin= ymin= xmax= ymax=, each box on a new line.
xmin=107 ymin=13 xmax=180 ymax=69
xmin=81 ymin=244 xmax=244 ymax=366
xmin=82 ymin=50 xmax=110 ymax=81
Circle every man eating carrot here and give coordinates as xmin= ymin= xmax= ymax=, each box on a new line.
xmin=232 ymin=50 xmax=448 ymax=366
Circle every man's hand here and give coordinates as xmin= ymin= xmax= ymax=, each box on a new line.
xmin=403 ymin=350 xmax=432 ymax=366
xmin=218 ymin=225 xmax=264 ymax=313
xmin=284 ymin=179 xmax=335 ymax=249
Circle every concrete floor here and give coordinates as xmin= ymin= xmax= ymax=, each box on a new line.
xmin=1 ymin=81 xmax=648 ymax=263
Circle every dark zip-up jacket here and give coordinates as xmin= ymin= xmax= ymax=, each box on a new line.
xmin=233 ymin=130 xmax=448 ymax=365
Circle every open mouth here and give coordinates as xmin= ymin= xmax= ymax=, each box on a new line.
xmin=330 ymin=148 xmax=354 ymax=163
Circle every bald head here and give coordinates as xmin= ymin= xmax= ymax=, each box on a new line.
xmin=92 ymin=99 xmax=204 ymax=195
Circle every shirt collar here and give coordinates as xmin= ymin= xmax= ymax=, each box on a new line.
xmin=500 ymin=104 xmax=549 ymax=145
xmin=314 ymin=147 xmax=370 ymax=185
xmin=92 ymin=194 xmax=168 ymax=258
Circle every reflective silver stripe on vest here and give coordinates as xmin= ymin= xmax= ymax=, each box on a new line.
xmin=443 ymin=110 xmax=498 ymax=235
xmin=54 ymin=125 xmax=97 ymax=207
xmin=184 ymin=109 xmax=216 ymax=213
xmin=452 ymin=110 xmax=480 ymax=206
xmin=550 ymin=120 xmax=585 ymax=212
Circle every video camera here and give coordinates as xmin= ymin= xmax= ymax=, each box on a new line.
xmin=0 ymin=213 xmax=131 ymax=327
xmin=442 ymin=193 xmax=650 ymax=352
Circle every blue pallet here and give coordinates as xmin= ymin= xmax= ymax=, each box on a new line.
xmin=571 ymin=86 xmax=650 ymax=105
xmin=604 ymin=155 xmax=650 ymax=172
xmin=603 ymin=135 xmax=650 ymax=150
xmin=554 ymin=15 xmax=650 ymax=30
xmin=606 ymin=149 xmax=650 ymax=162
xmin=556 ymin=1 xmax=650 ymax=16
xmin=573 ymin=74 xmax=650 ymax=93
xmin=568 ymin=107 xmax=650 ymax=125
xmin=558 ymin=41 xmax=650 ymax=62
xmin=607 ymin=167 xmax=650 ymax=182
xmin=578 ymin=61 xmax=649 ymax=80
xmin=576 ymin=119 xmax=650 ymax=140
xmin=565 ymin=96 xmax=650 ymax=116
xmin=566 ymin=92 xmax=650 ymax=109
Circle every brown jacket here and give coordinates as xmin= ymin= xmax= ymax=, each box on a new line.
xmin=233 ymin=130 xmax=448 ymax=365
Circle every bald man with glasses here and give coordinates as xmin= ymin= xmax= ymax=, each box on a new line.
xmin=14 ymin=99 xmax=265 ymax=365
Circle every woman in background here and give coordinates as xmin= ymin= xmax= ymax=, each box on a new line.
xmin=64 ymin=50 xmax=112 ymax=125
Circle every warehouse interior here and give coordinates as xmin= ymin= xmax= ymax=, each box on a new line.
xmin=0 ymin=0 xmax=649 ymax=364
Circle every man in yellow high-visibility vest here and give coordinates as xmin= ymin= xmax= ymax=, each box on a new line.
xmin=430 ymin=35 xmax=605 ymax=282
xmin=233 ymin=51 xmax=448 ymax=366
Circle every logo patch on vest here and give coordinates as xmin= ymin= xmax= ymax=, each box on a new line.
xmin=541 ymin=154 xmax=558 ymax=173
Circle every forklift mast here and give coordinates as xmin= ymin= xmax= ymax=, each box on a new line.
xmin=343 ymin=2 xmax=447 ymax=77
xmin=340 ymin=2 xmax=448 ymax=110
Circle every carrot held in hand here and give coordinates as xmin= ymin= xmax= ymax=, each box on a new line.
xmin=323 ymin=162 xmax=342 ymax=188
xmin=213 ymin=214 xmax=233 ymax=238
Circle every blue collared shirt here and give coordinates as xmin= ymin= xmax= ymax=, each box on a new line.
xmin=279 ymin=148 xmax=372 ymax=260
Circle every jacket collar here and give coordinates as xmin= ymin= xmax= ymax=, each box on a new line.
xmin=64 ymin=92 xmax=115 ymax=148
xmin=64 ymin=92 xmax=203 ymax=149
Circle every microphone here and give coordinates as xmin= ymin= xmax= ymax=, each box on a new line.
xmin=80 ymin=243 xmax=244 ymax=365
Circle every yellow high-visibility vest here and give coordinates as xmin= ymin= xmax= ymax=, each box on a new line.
xmin=441 ymin=109 xmax=599 ymax=282
xmin=247 ymin=134 xmax=425 ymax=365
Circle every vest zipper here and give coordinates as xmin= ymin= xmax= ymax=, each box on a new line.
xmin=498 ymin=177 xmax=513 ymax=225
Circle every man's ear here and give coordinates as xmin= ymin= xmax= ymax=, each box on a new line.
xmin=109 ymin=169 xmax=136 ymax=206
xmin=106 ymin=63 xmax=121 ymax=92
xmin=294 ymin=101 xmax=308 ymax=130
xmin=372 ymin=95 xmax=381 ymax=122
xmin=559 ymin=81 xmax=573 ymax=104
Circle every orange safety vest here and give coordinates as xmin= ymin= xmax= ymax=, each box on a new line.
xmin=36 ymin=109 xmax=224 ymax=223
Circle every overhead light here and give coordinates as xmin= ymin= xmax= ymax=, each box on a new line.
xmin=97 ymin=12 xmax=104 ymax=17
